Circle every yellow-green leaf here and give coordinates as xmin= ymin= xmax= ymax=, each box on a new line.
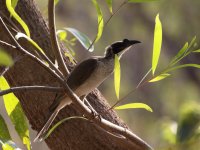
xmin=188 ymin=36 xmax=197 ymax=49
xmin=56 ymin=30 xmax=67 ymax=41
xmin=193 ymin=49 xmax=200 ymax=53
xmin=44 ymin=116 xmax=88 ymax=140
xmin=152 ymin=14 xmax=162 ymax=75
xmin=15 ymin=32 xmax=45 ymax=55
xmin=0 ymin=115 xmax=11 ymax=142
xmin=11 ymin=0 xmax=19 ymax=10
xmin=115 ymin=103 xmax=153 ymax=112
xmin=165 ymin=64 xmax=200 ymax=73
xmin=105 ymin=0 xmax=113 ymax=14
xmin=0 ymin=49 xmax=13 ymax=67
xmin=169 ymin=42 xmax=188 ymax=65
xmin=54 ymin=0 xmax=59 ymax=5
xmin=2 ymin=141 xmax=21 ymax=150
xmin=92 ymin=0 xmax=104 ymax=43
xmin=0 ymin=119 xmax=19 ymax=150
xmin=64 ymin=28 xmax=94 ymax=52
xmin=114 ymin=55 xmax=120 ymax=99
xmin=149 ymin=73 xmax=170 ymax=82
xmin=2 ymin=143 xmax=14 ymax=150
xmin=0 ymin=77 xmax=30 ymax=150
xmin=6 ymin=0 xmax=30 ymax=37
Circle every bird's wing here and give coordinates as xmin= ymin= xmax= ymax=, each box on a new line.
xmin=67 ymin=58 xmax=98 ymax=91
xmin=49 ymin=58 xmax=98 ymax=112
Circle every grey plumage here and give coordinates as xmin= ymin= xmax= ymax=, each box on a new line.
xmin=34 ymin=39 xmax=140 ymax=142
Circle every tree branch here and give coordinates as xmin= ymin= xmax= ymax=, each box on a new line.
xmin=48 ymin=0 xmax=69 ymax=77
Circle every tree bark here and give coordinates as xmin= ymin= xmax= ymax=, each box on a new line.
xmin=0 ymin=0 xmax=150 ymax=150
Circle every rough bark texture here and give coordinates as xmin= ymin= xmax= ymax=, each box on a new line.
xmin=0 ymin=0 xmax=147 ymax=150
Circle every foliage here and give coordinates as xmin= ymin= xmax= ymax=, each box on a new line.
xmin=0 ymin=49 xmax=13 ymax=67
xmin=105 ymin=0 xmax=113 ymax=14
xmin=115 ymin=103 xmax=153 ymax=112
xmin=15 ymin=32 xmax=45 ymax=55
xmin=114 ymin=55 xmax=121 ymax=99
xmin=92 ymin=0 xmax=104 ymax=43
xmin=44 ymin=116 xmax=88 ymax=140
xmin=0 ymin=77 xmax=30 ymax=150
xmin=63 ymin=28 xmax=94 ymax=52
xmin=6 ymin=0 xmax=30 ymax=37
xmin=152 ymin=14 xmax=162 ymax=75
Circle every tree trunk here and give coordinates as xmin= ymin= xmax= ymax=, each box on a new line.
xmin=0 ymin=0 xmax=149 ymax=149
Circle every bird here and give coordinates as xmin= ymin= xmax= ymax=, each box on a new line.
xmin=34 ymin=39 xmax=141 ymax=142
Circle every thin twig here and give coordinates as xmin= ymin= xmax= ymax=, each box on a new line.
xmin=136 ymin=68 xmax=152 ymax=88
xmin=109 ymin=68 xmax=151 ymax=111
xmin=88 ymin=0 xmax=127 ymax=51
xmin=0 ymin=17 xmax=152 ymax=150
xmin=0 ymin=39 xmax=16 ymax=49
xmin=0 ymin=17 xmax=64 ymax=83
xmin=0 ymin=86 xmax=63 ymax=96
xmin=48 ymin=0 xmax=69 ymax=77
xmin=0 ymin=40 xmax=27 ymax=76
xmin=104 ymin=1 xmax=127 ymax=28
xmin=0 ymin=19 xmax=65 ymax=78
xmin=0 ymin=11 xmax=21 ymax=32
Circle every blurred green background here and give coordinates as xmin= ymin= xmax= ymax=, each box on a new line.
xmin=1 ymin=0 xmax=200 ymax=149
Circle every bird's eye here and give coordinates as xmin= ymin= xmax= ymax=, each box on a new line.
xmin=123 ymin=39 xmax=129 ymax=43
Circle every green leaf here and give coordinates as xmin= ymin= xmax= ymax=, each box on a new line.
xmin=0 ymin=49 xmax=13 ymax=67
xmin=152 ymin=14 xmax=162 ymax=75
xmin=105 ymin=0 xmax=113 ymax=14
xmin=11 ymin=0 xmax=19 ymax=10
xmin=169 ymin=42 xmax=189 ymax=65
xmin=56 ymin=30 xmax=67 ymax=41
xmin=92 ymin=0 xmax=104 ymax=43
xmin=64 ymin=28 xmax=94 ymax=52
xmin=161 ymin=120 xmax=177 ymax=144
xmin=149 ymin=73 xmax=170 ymax=82
xmin=6 ymin=0 xmax=30 ymax=37
xmin=0 ymin=115 xmax=11 ymax=142
xmin=115 ymin=103 xmax=153 ymax=112
xmin=15 ymin=32 xmax=45 ymax=55
xmin=114 ymin=55 xmax=120 ymax=99
xmin=128 ymin=0 xmax=159 ymax=2
xmin=176 ymin=103 xmax=200 ymax=143
xmin=188 ymin=36 xmax=197 ymax=49
xmin=165 ymin=64 xmax=200 ymax=73
xmin=44 ymin=116 xmax=88 ymax=140
xmin=193 ymin=49 xmax=200 ymax=53
xmin=54 ymin=0 xmax=59 ymax=6
xmin=1 ymin=141 xmax=21 ymax=150
xmin=184 ymin=36 xmax=197 ymax=55
xmin=0 ymin=77 xmax=30 ymax=150
xmin=2 ymin=143 xmax=14 ymax=150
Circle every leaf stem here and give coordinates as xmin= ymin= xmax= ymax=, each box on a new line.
xmin=104 ymin=0 xmax=127 ymax=28
xmin=88 ymin=0 xmax=128 ymax=51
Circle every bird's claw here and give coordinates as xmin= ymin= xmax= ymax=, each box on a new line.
xmin=90 ymin=109 xmax=101 ymax=122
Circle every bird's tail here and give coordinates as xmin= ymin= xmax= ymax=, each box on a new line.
xmin=34 ymin=110 xmax=59 ymax=142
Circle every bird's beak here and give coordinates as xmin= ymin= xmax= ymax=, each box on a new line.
xmin=111 ymin=39 xmax=141 ymax=55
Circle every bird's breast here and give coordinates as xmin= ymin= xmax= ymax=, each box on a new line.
xmin=75 ymin=58 xmax=114 ymax=96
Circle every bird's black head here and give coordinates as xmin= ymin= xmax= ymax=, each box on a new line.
xmin=105 ymin=39 xmax=141 ymax=58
